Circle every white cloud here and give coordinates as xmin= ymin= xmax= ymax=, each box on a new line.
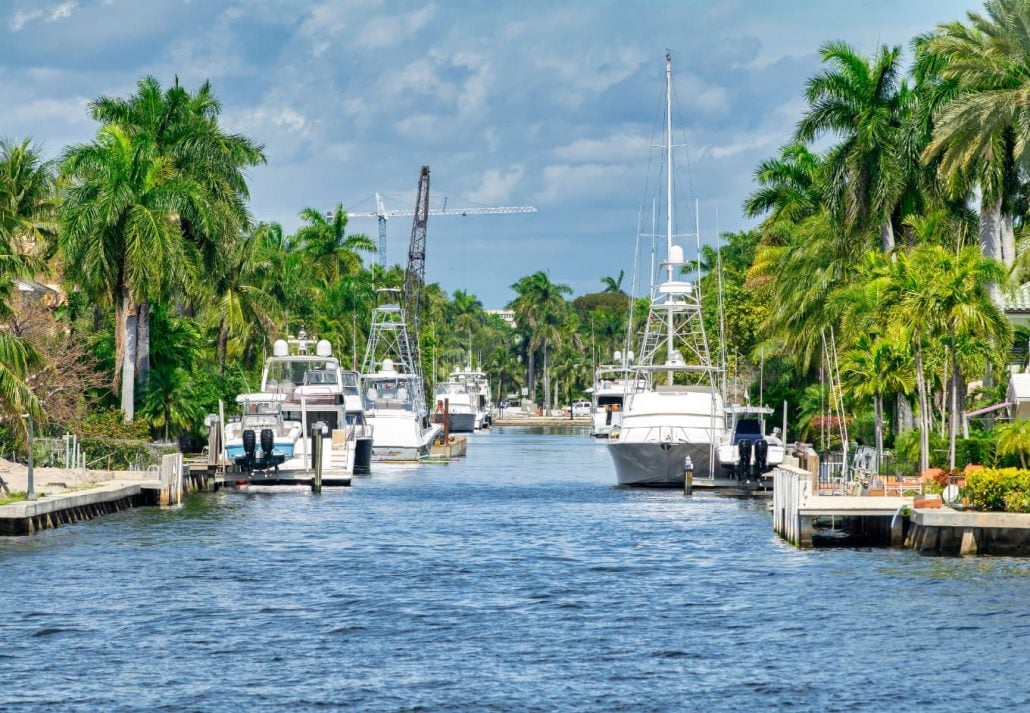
xmin=9 ymin=1 xmax=77 ymax=31
xmin=553 ymin=132 xmax=652 ymax=164
xmin=466 ymin=165 xmax=524 ymax=205
xmin=226 ymin=107 xmax=309 ymax=135
xmin=394 ymin=112 xmax=440 ymax=140
xmin=354 ymin=4 xmax=435 ymax=50
xmin=538 ymin=162 xmax=634 ymax=203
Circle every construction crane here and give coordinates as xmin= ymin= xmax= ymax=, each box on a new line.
xmin=346 ymin=192 xmax=537 ymax=267
xmin=404 ymin=166 xmax=431 ymax=371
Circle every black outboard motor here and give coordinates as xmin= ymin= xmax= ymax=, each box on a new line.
xmin=234 ymin=428 xmax=258 ymax=472
xmin=737 ymin=439 xmax=753 ymax=481
xmin=754 ymin=439 xmax=768 ymax=477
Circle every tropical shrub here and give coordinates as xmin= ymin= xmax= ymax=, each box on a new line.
xmin=965 ymin=468 xmax=1030 ymax=512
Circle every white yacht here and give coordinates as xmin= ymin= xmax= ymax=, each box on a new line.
xmin=361 ymin=290 xmax=442 ymax=460
xmin=589 ymin=353 xmax=644 ymax=439
xmin=432 ymin=380 xmax=477 ymax=432
xmin=451 ymin=368 xmax=493 ymax=429
xmin=716 ymin=405 xmax=785 ymax=482
xmin=225 ymin=335 xmax=372 ymax=479
xmin=607 ymin=52 xmax=726 ymax=487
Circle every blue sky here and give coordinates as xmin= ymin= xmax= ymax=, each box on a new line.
xmin=2 ymin=0 xmax=983 ymax=306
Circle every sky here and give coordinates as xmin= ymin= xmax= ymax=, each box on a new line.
xmin=1 ymin=0 xmax=984 ymax=307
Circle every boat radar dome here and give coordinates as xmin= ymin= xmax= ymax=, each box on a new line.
xmin=316 ymin=339 xmax=332 ymax=357
xmin=668 ymin=245 xmax=685 ymax=264
xmin=666 ymin=350 xmax=685 ymax=366
xmin=381 ymin=358 xmax=397 ymax=373
xmin=613 ymin=350 xmax=622 ymax=362
xmin=272 ymin=339 xmax=288 ymax=357
xmin=627 ymin=351 xmax=635 ymax=362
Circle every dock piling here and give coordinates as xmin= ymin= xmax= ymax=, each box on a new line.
xmin=311 ymin=426 xmax=323 ymax=494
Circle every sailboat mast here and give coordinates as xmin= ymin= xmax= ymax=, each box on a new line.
xmin=665 ymin=50 xmax=675 ymax=386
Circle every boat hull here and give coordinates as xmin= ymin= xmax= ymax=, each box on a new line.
xmin=607 ymin=440 xmax=719 ymax=487
xmin=444 ymin=412 xmax=476 ymax=433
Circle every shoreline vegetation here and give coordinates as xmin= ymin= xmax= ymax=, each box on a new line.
xmin=0 ymin=0 xmax=1028 ymax=484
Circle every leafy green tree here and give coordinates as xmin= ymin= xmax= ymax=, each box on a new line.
xmin=294 ymin=204 xmax=376 ymax=288
xmin=743 ymin=142 xmax=824 ymax=227
xmin=601 ymin=270 xmax=624 ymax=293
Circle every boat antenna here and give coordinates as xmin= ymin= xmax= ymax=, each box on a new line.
xmin=664 ymin=49 xmax=675 ymax=386
xmin=715 ymin=207 xmax=727 ymax=400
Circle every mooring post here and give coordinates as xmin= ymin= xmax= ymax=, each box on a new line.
xmin=311 ymin=426 xmax=323 ymax=494
xmin=25 ymin=414 xmax=36 ymax=501
xmin=683 ymin=461 xmax=693 ymax=495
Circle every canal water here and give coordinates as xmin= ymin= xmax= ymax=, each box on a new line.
xmin=1 ymin=427 xmax=1028 ymax=711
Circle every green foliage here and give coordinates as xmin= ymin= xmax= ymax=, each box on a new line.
xmin=965 ymin=468 xmax=1030 ymax=512
xmin=80 ymin=408 xmax=151 ymax=439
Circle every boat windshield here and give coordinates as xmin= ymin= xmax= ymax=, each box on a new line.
xmin=363 ymin=377 xmax=415 ymax=410
xmin=266 ymin=358 xmax=341 ymax=393
xmin=435 ymin=382 xmax=466 ymax=396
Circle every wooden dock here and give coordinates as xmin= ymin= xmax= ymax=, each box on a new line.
xmin=773 ymin=465 xmax=911 ymax=548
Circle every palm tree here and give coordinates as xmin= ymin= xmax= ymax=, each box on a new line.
xmin=841 ymin=334 xmax=914 ymax=472
xmin=294 ymin=204 xmax=375 ymax=288
xmin=995 ymin=419 xmax=1030 ymax=468
xmin=210 ymin=228 xmax=281 ymax=373
xmin=743 ymin=142 xmax=824 ymax=226
xmin=61 ymin=124 xmax=191 ymax=420
xmin=89 ymin=76 xmax=266 ymax=384
xmin=601 ymin=270 xmax=624 ymax=293
xmin=920 ymin=0 xmax=1030 ymax=266
xmin=508 ymin=271 xmax=572 ymax=408
xmin=0 ymin=139 xmax=52 ymax=316
xmin=795 ymin=41 xmax=911 ymax=252
xmin=908 ymin=244 xmax=1009 ymax=468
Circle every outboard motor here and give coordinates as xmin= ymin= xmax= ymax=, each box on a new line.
xmin=258 ymin=428 xmax=284 ymax=470
xmin=737 ymin=439 xmax=753 ymax=482
xmin=235 ymin=428 xmax=258 ymax=472
xmin=754 ymin=439 xmax=769 ymax=477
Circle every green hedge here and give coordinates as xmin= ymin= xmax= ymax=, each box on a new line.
xmin=965 ymin=468 xmax=1030 ymax=513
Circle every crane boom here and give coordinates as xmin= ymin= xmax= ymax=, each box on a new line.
xmin=403 ymin=166 xmax=431 ymax=374
xmin=345 ymin=196 xmax=536 ymax=267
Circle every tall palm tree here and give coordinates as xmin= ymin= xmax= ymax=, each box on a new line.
xmin=743 ymin=142 xmax=824 ymax=226
xmin=209 ymin=228 xmax=281 ymax=373
xmin=508 ymin=271 xmax=572 ymax=407
xmin=795 ymin=41 xmax=912 ymax=252
xmin=294 ymin=205 xmax=376 ymax=289
xmin=61 ymin=124 xmax=193 ymax=420
xmin=920 ymin=0 xmax=1030 ymax=267
xmin=0 ymin=139 xmax=52 ymax=316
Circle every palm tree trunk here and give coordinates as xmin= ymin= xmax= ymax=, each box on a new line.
xmin=120 ymin=293 xmax=137 ymax=422
xmin=980 ymin=195 xmax=1003 ymax=302
xmin=527 ymin=349 xmax=535 ymax=403
xmin=135 ymin=301 xmax=150 ymax=386
xmin=914 ymin=331 xmax=929 ymax=473
xmin=543 ymin=342 xmax=551 ymax=415
xmin=880 ymin=219 xmax=895 ymax=252
xmin=1001 ymin=213 xmax=1016 ymax=267
xmin=949 ymin=323 xmax=959 ymax=470
xmin=874 ymin=394 xmax=884 ymax=475
xmin=217 ymin=317 xmax=229 ymax=376
xmin=896 ymin=394 xmax=914 ymax=432
xmin=113 ymin=295 xmax=125 ymax=395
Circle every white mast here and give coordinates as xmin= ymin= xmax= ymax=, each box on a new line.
xmin=665 ymin=50 xmax=675 ymax=385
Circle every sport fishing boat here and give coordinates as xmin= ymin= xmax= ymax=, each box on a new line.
xmin=716 ymin=405 xmax=785 ymax=484
xmin=362 ymin=289 xmax=442 ymax=460
xmin=225 ymin=334 xmax=373 ymax=478
xmin=607 ymin=52 xmax=725 ymax=487
xmin=432 ymin=380 xmax=477 ymax=432
xmin=450 ymin=367 xmax=493 ymax=429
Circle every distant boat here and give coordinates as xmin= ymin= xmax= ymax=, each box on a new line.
xmin=448 ymin=367 xmax=494 ymax=429
xmin=362 ymin=289 xmax=442 ymax=461
xmin=588 ymin=353 xmax=645 ymax=439
xmin=432 ymin=380 xmax=477 ymax=432
xmin=607 ymin=52 xmax=726 ymax=487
